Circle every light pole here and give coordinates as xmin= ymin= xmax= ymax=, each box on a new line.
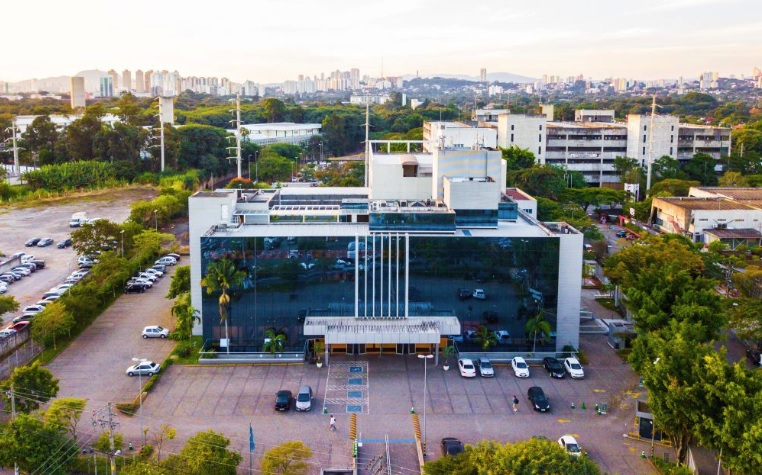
xmin=319 ymin=141 xmax=323 ymax=162
xmin=247 ymin=155 xmax=252 ymax=180
xmin=120 ymin=230 xmax=124 ymax=258
xmin=418 ymin=354 xmax=433 ymax=456
xmin=153 ymin=210 xmax=158 ymax=232
xmin=254 ymin=151 xmax=259 ymax=183
xmin=131 ymin=357 xmax=146 ymax=446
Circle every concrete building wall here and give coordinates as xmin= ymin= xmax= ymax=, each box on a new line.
xmin=626 ymin=114 xmax=680 ymax=166
xmin=546 ymin=123 xmax=628 ymax=185
xmin=431 ymin=148 xmax=503 ymax=201
xmin=555 ymin=229 xmax=583 ymax=350
xmin=422 ymin=121 xmax=497 ymax=152
xmin=159 ymin=96 xmax=174 ymax=125
xmin=443 ymin=177 xmax=500 ymax=210
xmin=497 ymin=114 xmax=547 ymax=164
xmin=677 ymin=125 xmax=731 ymax=162
xmin=370 ymin=160 xmax=431 ymax=201
xmin=70 ymin=77 xmax=85 ymax=109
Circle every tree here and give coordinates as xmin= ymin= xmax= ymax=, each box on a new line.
xmin=501 ymin=146 xmax=536 ymax=172
xmin=648 ymin=179 xmax=700 ymax=197
xmin=31 ymin=302 xmax=76 ymax=349
xmin=652 ymin=155 xmax=684 ymax=181
xmin=64 ymin=113 xmax=104 ymax=160
xmin=475 ymin=325 xmax=497 ymax=351
xmin=559 ymin=188 xmax=626 ymax=214
xmin=613 ymin=156 xmax=641 ymax=183
xmin=0 ymin=295 xmax=19 ymax=320
xmin=162 ymin=430 xmax=242 ymax=475
xmin=683 ymin=153 xmax=718 ymax=186
xmin=0 ymin=413 xmax=76 ymax=474
xmin=506 ymin=165 xmax=567 ymax=200
xmin=94 ymin=431 xmax=123 ymax=453
xmin=258 ymin=155 xmax=293 ymax=183
xmin=424 ymin=438 xmax=601 ymax=475
xmin=44 ymin=397 xmax=86 ymax=442
xmin=262 ymin=98 xmax=286 ymax=123
xmin=322 ymin=113 xmax=348 ymax=156
xmin=525 ymin=312 xmax=552 ymax=352
xmin=71 ymin=218 xmax=122 ymax=257
xmin=0 ymin=362 xmax=60 ymax=413
xmin=20 ymin=115 xmax=60 ymax=165
xmin=732 ymin=265 xmax=762 ymax=299
xmin=166 ymin=265 xmax=191 ymax=299
xmin=201 ymin=259 xmax=245 ymax=351
xmin=718 ymin=171 xmax=749 ymax=187
xmin=171 ymin=293 xmax=201 ymax=343
xmin=260 ymin=441 xmax=312 ymax=475
xmin=264 ymin=327 xmax=287 ymax=354
xmin=151 ymin=424 xmax=176 ymax=462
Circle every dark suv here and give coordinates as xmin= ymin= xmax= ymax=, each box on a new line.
xmin=275 ymin=390 xmax=292 ymax=411
xmin=458 ymin=288 xmax=472 ymax=300
xmin=125 ymin=282 xmax=148 ymax=293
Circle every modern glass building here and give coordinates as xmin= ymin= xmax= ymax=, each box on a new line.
xmin=189 ymin=144 xmax=583 ymax=359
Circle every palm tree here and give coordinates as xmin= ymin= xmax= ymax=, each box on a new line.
xmin=170 ymin=293 xmax=201 ymax=344
xmin=525 ymin=312 xmax=552 ymax=353
xmin=264 ymin=327 xmax=287 ymax=354
xmin=475 ymin=325 xmax=497 ymax=352
xmin=200 ymin=258 xmax=245 ymax=354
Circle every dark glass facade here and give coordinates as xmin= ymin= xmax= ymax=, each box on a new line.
xmin=200 ymin=234 xmax=559 ymax=353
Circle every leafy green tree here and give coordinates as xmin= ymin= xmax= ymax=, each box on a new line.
xmin=171 ymin=293 xmax=200 ymax=342
xmin=162 ymin=430 xmax=242 ymax=475
xmin=724 ymin=151 xmax=762 ymax=175
xmin=501 ymin=146 xmax=536 ymax=173
xmin=322 ymin=113 xmax=348 ymax=156
xmin=0 ymin=413 xmax=76 ymax=474
xmin=44 ymin=397 xmax=86 ymax=442
xmin=559 ymin=187 xmax=626 ymax=214
xmin=0 ymin=362 xmax=60 ymax=413
xmin=263 ymin=327 xmax=287 ymax=354
xmin=94 ymin=431 xmax=123 ymax=452
xmin=64 ymin=113 xmax=104 ymax=160
xmin=71 ymin=218 xmax=122 ymax=257
xmin=718 ymin=171 xmax=749 ymax=187
xmin=525 ymin=312 xmax=552 ymax=352
xmin=648 ymin=179 xmax=700 ymax=197
xmin=166 ymin=265 xmax=191 ymax=299
xmin=151 ymin=424 xmax=176 ymax=462
xmin=683 ymin=153 xmax=718 ymax=185
xmin=0 ymin=295 xmax=19 ymax=320
xmin=653 ymin=155 xmax=684 ymax=181
xmin=20 ymin=115 xmax=60 ymax=165
xmin=475 ymin=325 xmax=497 ymax=351
xmin=262 ymin=98 xmax=286 ymax=123
xmin=260 ymin=440 xmax=312 ymax=475
xmin=177 ymin=124 xmax=229 ymax=176
xmin=731 ymin=265 xmax=762 ymax=299
xmin=315 ymin=161 xmax=364 ymax=187
xmin=258 ymin=155 xmax=293 ymax=183
xmin=201 ymin=259 xmax=246 ymax=350
xmin=507 ymin=165 xmax=566 ymax=200
xmin=264 ymin=143 xmax=302 ymax=161
xmin=613 ymin=156 xmax=641 ymax=183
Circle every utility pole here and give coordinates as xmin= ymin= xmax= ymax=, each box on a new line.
xmin=4 ymin=120 xmax=21 ymax=177
xmin=364 ymin=94 xmax=370 ymax=188
xmin=92 ymin=402 xmax=119 ymax=475
xmin=227 ymin=94 xmax=243 ymax=178
xmin=645 ymin=95 xmax=657 ymax=192
xmin=154 ymin=98 xmax=166 ymax=172
xmin=9 ymin=384 xmax=18 ymax=475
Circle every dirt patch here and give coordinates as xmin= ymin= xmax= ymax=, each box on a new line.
xmin=0 ymin=185 xmax=158 ymax=213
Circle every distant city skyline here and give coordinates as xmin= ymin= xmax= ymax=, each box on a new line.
xmin=4 ymin=0 xmax=760 ymax=84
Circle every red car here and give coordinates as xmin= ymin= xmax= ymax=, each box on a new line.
xmin=8 ymin=321 xmax=30 ymax=332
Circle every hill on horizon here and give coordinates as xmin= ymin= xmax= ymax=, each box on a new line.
xmin=402 ymin=71 xmax=536 ymax=84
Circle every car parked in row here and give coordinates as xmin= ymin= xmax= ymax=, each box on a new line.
xmin=476 ymin=357 xmax=494 ymax=377
xmin=155 ymin=256 xmax=177 ymax=266
xmin=125 ymin=282 xmax=149 ymax=293
xmin=126 ymin=361 xmax=160 ymax=376
xmin=511 ymin=356 xmax=530 ymax=378
xmin=25 ymin=238 xmax=41 ymax=247
xmin=295 ymin=385 xmax=313 ymax=411
xmin=57 ymin=238 xmax=73 ymax=249
xmin=37 ymin=238 xmax=54 ymax=247
xmin=564 ymin=357 xmax=585 ymax=379
xmin=458 ymin=358 xmax=477 ymax=378
xmin=543 ymin=357 xmax=566 ymax=378
xmin=275 ymin=390 xmax=293 ymax=411
xmin=494 ymin=330 xmax=512 ymax=345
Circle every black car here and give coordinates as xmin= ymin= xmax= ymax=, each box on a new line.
xmin=441 ymin=437 xmax=465 ymax=456
xmin=527 ymin=386 xmax=550 ymax=412
xmin=37 ymin=238 xmax=54 ymax=247
xmin=543 ymin=357 xmax=566 ymax=379
xmin=275 ymin=390 xmax=292 ymax=411
xmin=615 ymin=230 xmax=628 ymax=238
xmin=483 ymin=311 xmax=498 ymax=324
xmin=30 ymin=260 xmax=45 ymax=269
xmin=25 ymin=238 xmax=41 ymax=247
xmin=125 ymin=283 xmax=147 ymax=293
xmin=57 ymin=238 xmax=72 ymax=249
xmin=458 ymin=288 xmax=472 ymax=300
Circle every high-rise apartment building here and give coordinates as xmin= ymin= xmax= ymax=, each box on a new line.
xmin=122 ymin=69 xmax=132 ymax=92
xmin=143 ymin=70 xmax=153 ymax=93
xmin=99 ymin=76 xmax=113 ymax=97
xmin=107 ymin=69 xmax=119 ymax=92
xmin=480 ymin=68 xmax=487 ymax=82
xmin=135 ymin=70 xmax=145 ymax=93
xmin=70 ymin=77 xmax=86 ymax=109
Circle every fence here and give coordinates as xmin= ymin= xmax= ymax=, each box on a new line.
xmin=0 ymin=338 xmax=42 ymax=380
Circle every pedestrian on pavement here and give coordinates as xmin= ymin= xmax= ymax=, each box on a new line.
xmin=330 ymin=415 xmax=337 ymax=431
xmin=512 ymin=395 xmax=519 ymax=412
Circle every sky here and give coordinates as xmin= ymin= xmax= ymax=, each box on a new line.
xmin=3 ymin=0 xmax=761 ymax=83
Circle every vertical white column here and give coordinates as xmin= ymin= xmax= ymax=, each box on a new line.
xmin=354 ymin=235 xmax=359 ymax=318
xmin=380 ymin=235 xmax=384 ymax=316
xmin=405 ymin=233 xmax=409 ymax=318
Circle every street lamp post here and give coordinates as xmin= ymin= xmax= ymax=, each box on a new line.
xmin=153 ymin=210 xmax=158 ymax=232
xmin=254 ymin=151 xmax=259 ymax=183
xmin=418 ymin=354 xmax=433 ymax=456
xmin=319 ymin=142 xmax=323 ymax=162
xmin=247 ymin=155 xmax=252 ymax=180
xmin=131 ymin=357 xmax=146 ymax=446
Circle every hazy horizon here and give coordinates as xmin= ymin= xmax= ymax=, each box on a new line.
xmin=4 ymin=0 xmax=760 ymax=84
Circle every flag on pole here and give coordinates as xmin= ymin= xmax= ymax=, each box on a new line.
xmin=249 ymin=423 xmax=255 ymax=452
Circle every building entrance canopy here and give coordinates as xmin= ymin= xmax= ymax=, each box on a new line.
xmin=304 ymin=316 xmax=460 ymax=345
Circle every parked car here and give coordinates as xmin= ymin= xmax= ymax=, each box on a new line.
xmin=493 ymin=330 xmax=512 ymax=345
xmin=11 ymin=267 xmax=31 ymax=277
xmin=30 ymin=260 xmax=46 ymax=269
xmin=136 ymin=272 xmax=158 ymax=282
xmin=476 ymin=357 xmax=494 ymax=377
xmin=558 ymin=435 xmax=582 ymax=457
xmin=472 ymin=289 xmax=486 ymax=300
xmin=457 ymin=288 xmax=472 ymax=300
xmin=527 ymin=386 xmax=550 ymax=412
xmin=57 ymin=238 xmax=73 ymax=249
xmin=0 ymin=329 xmax=17 ymax=339
xmin=13 ymin=314 xmax=37 ymax=324
xmin=37 ymin=238 xmax=54 ymax=247
xmin=0 ymin=275 xmax=15 ymax=284
xmin=155 ymin=256 xmax=177 ymax=266
xmin=511 ymin=356 xmax=530 ymax=378
xmin=275 ymin=390 xmax=293 ymax=411
xmin=145 ymin=268 xmax=164 ymax=278
xmin=142 ymin=325 xmax=169 ymax=338
xmin=18 ymin=263 xmax=37 ymax=273
xmin=564 ymin=357 xmax=585 ymax=379
xmin=441 ymin=438 xmax=465 ymax=456
xmin=130 ymin=277 xmax=153 ymax=288
xmin=41 ymin=293 xmax=61 ymax=302
xmin=482 ymin=310 xmax=498 ymax=324
xmin=125 ymin=282 xmax=148 ymax=293
xmin=295 ymin=385 xmax=313 ymax=411
xmin=126 ymin=361 xmax=160 ymax=376
xmin=22 ymin=305 xmax=45 ymax=315
xmin=165 ymin=253 xmax=181 ymax=261
xmin=20 ymin=255 xmax=35 ymax=264
xmin=543 ymin=357 xmax=566 ymax=378
xmin=0 ymin=283 xmax=7 ymax=294
xmin=458 ymin=358 xmax=477 ymax=378
xmin=8 ymin=322 xmax=29 ymax=332
xmin=25 ymin=238 xmax=41 ymax=247
xmin=152 ymin=264 xmax=167 ymax=273
xmin=615 ymin=230 xmax=628 ymax=238
xmin=746 ymin=346 xmax=762 ymax=366
xmin=77 ymin=256 xmax=98 ymax=266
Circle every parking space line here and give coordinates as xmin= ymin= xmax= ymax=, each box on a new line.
xmin=323 ymin=361 xmax=370 ymax=414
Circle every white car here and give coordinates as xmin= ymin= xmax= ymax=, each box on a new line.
xmin=0 ymin=283 xmax=7 ymax=294
xmin=22 ymin=305 xmax=45 ymax=315
xmin=476 ymin=357 xmax=495 ymax=377
xmin=145 ymin=268 xmax=164 ymax=278
xmin=558 ymin=435 xmax=582 ymax=457
xmin=493 ymin=330 xmax=512 ymax=345
xmin=472 ymin=289 xmax=486 ymax=300
xmin=11 ymin=267 xmax=31 ymax=276
xmin=126 ymin=361 xmax=161 ymax=376
xmin=130 ymin=278 xmax=153 ymax=288
xmin=142 ymin=325 xmax=170 ymax=339
xmin=0 ymin=329 xmax=17 ymax=339
xmin=20 ymin=255 xmax=35 ymax=264
xmin=458 ymin=358 xmax=477 ymax=378
xmin=155 ymin=256 xmax=177 ymax=266
xmin=511 ymin=356 xmax=530 ymax=378
xmin=137 ymin=272 xmax=158 ymax=282
xmin=564 ymin=357 xmax=585 ymax=379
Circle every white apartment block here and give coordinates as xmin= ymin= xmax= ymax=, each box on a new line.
xmin=625 ymin=114 xmax=680 ymax=167
xmin=546 ymin=122 xmax=628 ymax=185
xmin=496 ymin=114 xmax=547 ymax=164
xmin=422 ymin=121 xmax=497 ymax=152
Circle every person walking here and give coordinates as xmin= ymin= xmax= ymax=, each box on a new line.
xmin=512 ymin=395 xmax=519 ymax=412
xmin=330 ymin=415 xmax=337 ymax=431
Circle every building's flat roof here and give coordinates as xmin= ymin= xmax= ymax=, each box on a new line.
xmin=240 ymin=122 xmax=321 ymax=131
xmin=678 ymin=123 xmax=731 ymax=132
xmin=372 ymin=154 xmax=432 ymax=166
xmin=655 ymin=197 xmax=760 ymax=211
xmin=193 ymin=191 xmax=234 ymax=199
xmin=691 ymin=188 xmax=762 ymax=201
xmin=504 ymin=188 xmax=534 ymax=201
xmin=547 ymin=122 xmax=627 ymax=130
xmin=704 ymin=228 xmax=762 ymax=239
